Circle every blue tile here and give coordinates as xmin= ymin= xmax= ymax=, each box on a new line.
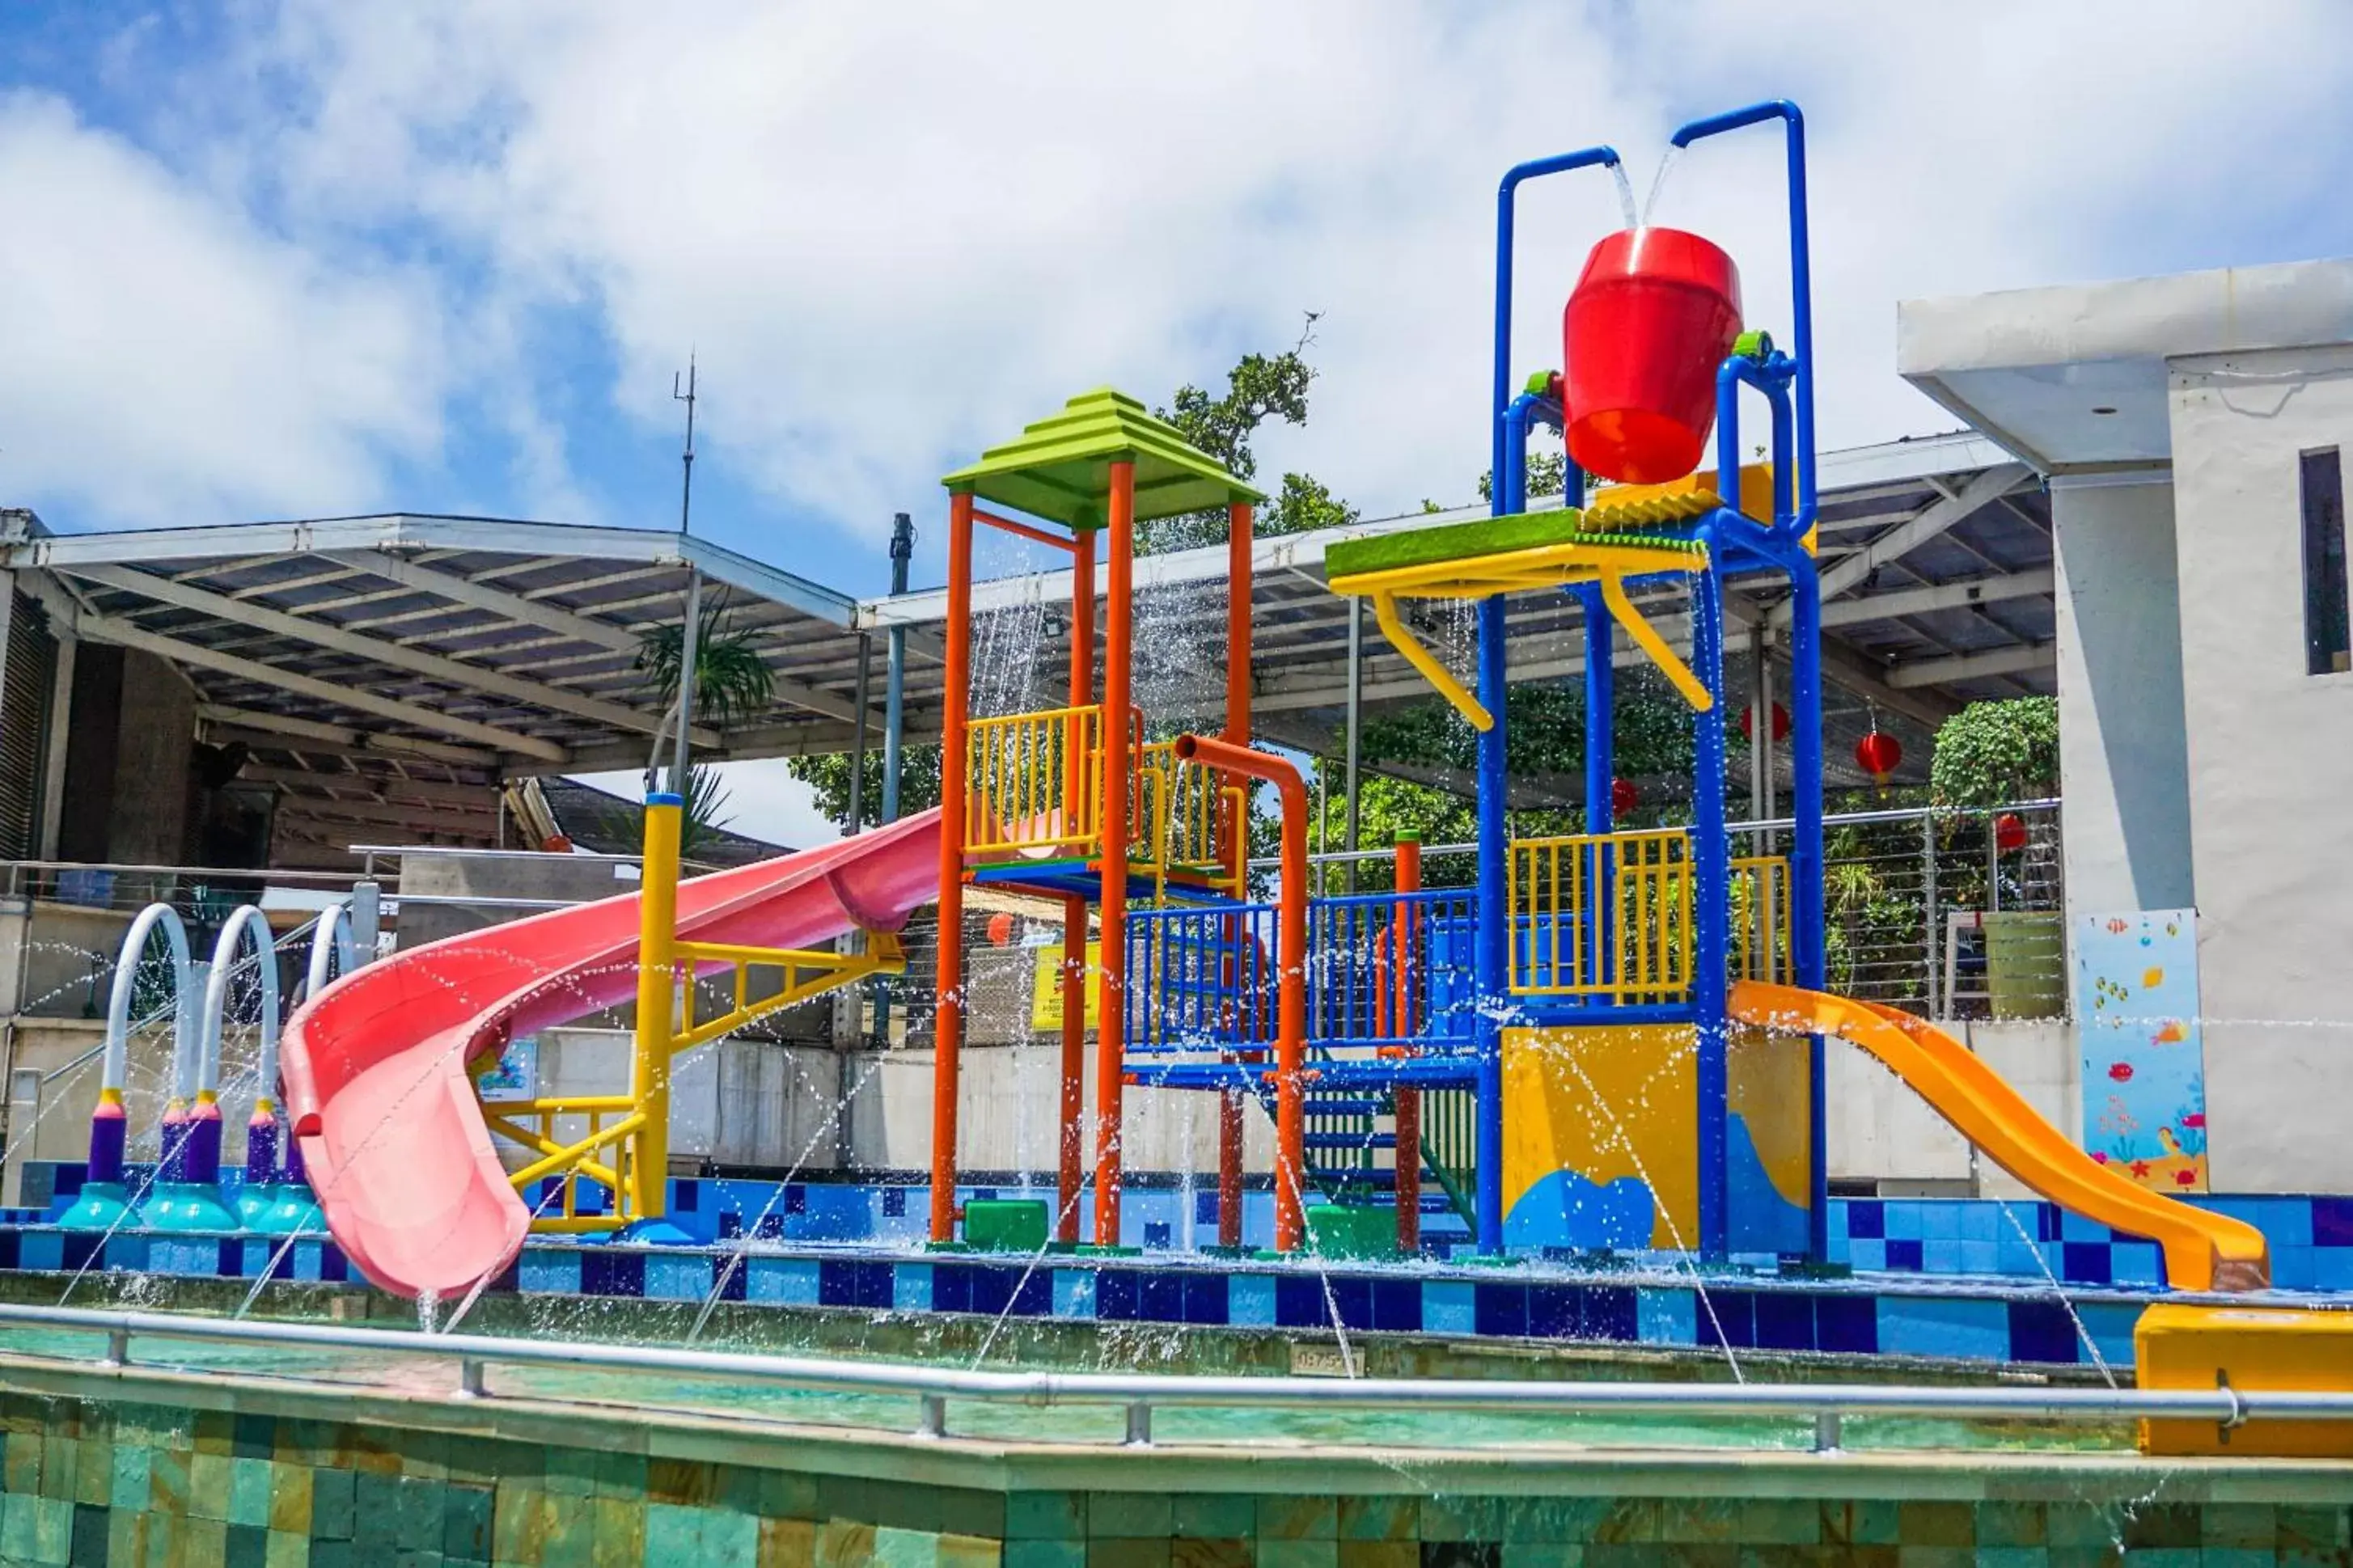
xmin=2271 ymin=1246 xmax=2317 ymax=1291
xmin=518 ymin=1249 xmax=582 ymax=1294
xmin=1226 ymin=1273 xmax=1273 ymax=1327
xmin=1698 ymin=1290 xmax=1755 ymax=1350
xmin=1884 ymin=1239 xmax=1923 ymax=1272
xmin=816 ymin=1258 xmax=891 ymax=1308
xmin=881 ymin=1186 xmax=908 ymax=1219
xmin=2313 ymin=1196 xmax=2353 ymax=1247
xmin=2077 ymin=1302 xmax=2141 ymax=1370
xmin=1921 ymin=1203 xmax=1962 ymax=1241
xmin=1957 ymin=1240 xmax=2000 ymax=1276
xmin=1194 ymin=1189 xmax=1219 ymax=1225
xmin=1825 ymin=1198 xmax=1849 ymax=1238
xmin=1183 ymin=1273 xmax=1229 ymax=1325
xmin=1583 ymin=1285 xmax=1637 ymax=1342
xmin=893 ymin=1262 xmax=933 ymax=1312
xmin=746 ymin=1257 xmax=819 ymax=1306
xmin=1422 ymin=1281 xmax=1475 ymax=1336
xmin=1995 ymin=1228 xmax=2044 ymax=1278
xmin=2263 ymin=1197 xmax=2315 ymax=1248
xmin=18 ymin=1231 xmax=61 ymax=1271
xmin=2059 ymin=1209 xmax=2110 ymax=1243
xmin=1844 ymin=1199 xmax=1883 ymax=1240
xmin=1847 ymin=1238 xmax=1886 ymax=1271
xmin=290 ymin=1240 xmax=324 ymax=1282
xmin=1052 ymin=1268 xmax=1098 ymax=1319
xmin=578 ymin=1251 xmax=645 ymax=1298
xmin=1884 ymin=1202 xmax=1923 ymax=1241
xmin=1142 ymin=1221 xmax=1172 ymax=1249
xmin=2312 ymin=1248 xmax=2353 ymax=1291
xmin=1636 ymin=1287 xmax=1695 ymax=1346
xmin=1527 ymin=1284 xmax=1579 ymax=1339
xmin=102 ymin=1235 xmax=149 ymax=1273
xmin=1369 ymin=1277 xmax=1420 ymax=1332
xmin=2110 ymin=1242 xmax=2162 ymax=1287
xmin=933 ymin=1262 xmax=974 ymax=1313
xmin=2059 ymin=1242 xmax=2112 ymax=1285
xmin=1825 ymin=1228 xmax=1850 ymax=1266
xmin=1274 ymin=1273 xmax=1329 ymax=1329
xmin=1473 ymin=1282 xmax=1527 ymax=1338
xmin=1138 ymin=1270 xmax=1185 ymax=1323
xmin=1753 ymin=1291 xmax=1813 ymax=1350
xmin=1920 ymin=1238 xmax=1962 ymax=1274
xmin=2006 ymin=1299 xmax=2084 ymax=1364
xmin=643 ymin=1253 xmax=713 ymax=1303
xmin=1814 ymin=1292 xmax=1877 ymax=1354
xmin=1095 ymin=1269 xmax=1138 ymax=1320
xmin=1878 ymin=1296 xmax=2008 ymax=1360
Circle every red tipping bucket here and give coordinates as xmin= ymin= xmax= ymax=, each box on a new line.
xmin=1561 ymin=228 xmax=1742 ymax=485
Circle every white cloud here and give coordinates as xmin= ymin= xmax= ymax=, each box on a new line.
xmin=569 ymin=761 xmax=842 ymax=852
xmin=0 ymin=91 xmax=448 ymax=528
xmin=19 ymin=2 xmax=2353 ymax=548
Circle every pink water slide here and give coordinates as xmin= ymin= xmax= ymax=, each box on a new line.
xmin=278 ymin=810 xmax=940 ymax=1300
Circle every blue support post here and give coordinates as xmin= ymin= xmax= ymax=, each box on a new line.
xmin=1474 ymin=590 xmax=1510 ymax=1254
xmin=1580 ymin=583 xmax=1613 ymax=988
xmin=1690 ymin=526 xmax=1730 ymax=1259
xmin=1788 ymin=560 xmax=1828 ymax=1259
xmin=1492 ymin=146 xmax=1621 ymax=506
xmin=881 ymin=512 xmax=913 ymax=823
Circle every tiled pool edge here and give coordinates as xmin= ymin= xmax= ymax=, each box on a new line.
xmin=2 ymin=1352 xmax=2352 ymax=1567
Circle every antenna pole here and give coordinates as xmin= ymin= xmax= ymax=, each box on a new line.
xmin=670 ymin=357 xmax=700 ymax=796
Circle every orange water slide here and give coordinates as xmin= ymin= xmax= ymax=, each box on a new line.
xmin=279 ymin=811 xmax=940 ymax=1301
xmin=1728 ymin=980 xmax=2269 ymax=1293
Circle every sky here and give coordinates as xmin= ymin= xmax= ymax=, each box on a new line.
xmin=5 ymin=2 xmax=2352 ymax=847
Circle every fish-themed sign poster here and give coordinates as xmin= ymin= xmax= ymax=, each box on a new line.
xmin=2073 ymin=910 xmax=2207 ymax=1192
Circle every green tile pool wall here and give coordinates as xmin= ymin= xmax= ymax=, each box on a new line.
xmin=1 ymin=1383 xmax=2352 ymax=1567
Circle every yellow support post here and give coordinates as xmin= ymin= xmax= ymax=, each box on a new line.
xmin=632 ymin=792 xmax=683 ymax=1224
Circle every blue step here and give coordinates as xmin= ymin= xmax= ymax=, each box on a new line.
xmin=1305 ymin=1131 xmax=1396 ymax=1152
xmin=1302 ymin=1097 xmax=1385 ymax=1118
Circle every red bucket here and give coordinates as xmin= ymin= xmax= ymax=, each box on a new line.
xmin=1561 ymin=227 xmax=1742 ymax=485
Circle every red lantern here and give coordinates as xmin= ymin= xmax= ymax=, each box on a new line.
xmin=1854 ymin=730 xmax=1902 ymax=785
xmin=1610 ymin=777 xmax=1638 ymax=816
xmin=985 ymin=911 xmax=1018 ymax=946
xmin=1993 ymin=813 xmax=2029 ymax=854
xmin=1741 ymin=702 xmax=1790 ymax=744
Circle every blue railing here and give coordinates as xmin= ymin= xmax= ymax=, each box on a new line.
xmin=1125 ymin=890 xmax=1479 ymax=1056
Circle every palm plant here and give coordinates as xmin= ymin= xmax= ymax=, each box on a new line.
xmin=635 ymin=590 xmax=777 ymax=733
xmin=675 ymin=763 xmax=734 ymax=857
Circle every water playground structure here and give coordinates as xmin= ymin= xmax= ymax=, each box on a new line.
xmin=10 ymin=99 xmax=2353 ymax=1537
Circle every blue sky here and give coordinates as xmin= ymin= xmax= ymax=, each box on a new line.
xmin=4 ymin=3 xmax=2352 ymax=840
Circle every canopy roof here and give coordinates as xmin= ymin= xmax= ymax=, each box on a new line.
xmin=941 ymin=387 xmax=1263 ymax=530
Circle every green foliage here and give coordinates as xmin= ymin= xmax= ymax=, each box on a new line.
xmin=1358 ymin=674 xmax=1698 ymax=794
xmin=1476 ymin=450 xmax=1568 ymax=505
xmin=786 ymin=743 xmax=943 ymax=834
xmin=634 ymin=590 xmax=777 ymax=730
xmin=1928 ymin=697 xmax=2059 ymax=807
xmin=1141 ymin=314 xmax=1356 ymax=552
xmin=671 ymin=763 xmax=735 ymax=856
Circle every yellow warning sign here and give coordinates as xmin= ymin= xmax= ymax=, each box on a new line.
xmin=1030 ymin=942 xmax=1102 ymax=1032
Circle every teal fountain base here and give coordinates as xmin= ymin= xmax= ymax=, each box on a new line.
xmin=54 ymin=1181 xmax=134 ymax=1232
xmin=240 ymin=1184 xmax=324 ymax=1236
xmin=138 ymin=1182 xmax=241 ymax=1232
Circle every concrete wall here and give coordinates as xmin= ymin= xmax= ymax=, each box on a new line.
xmin=2168 ymin=343 xmax=2353 ymax=1193
xmin=1827 ymin=1019 xmax=2076 ymax=1198
xmin=2050 ymin=475 xmax=2195 ymax=915
xmin=102 ymin=649 xmax=196 ymax=868
xmin=517 ymin=1028 xmax=844 ymax=1174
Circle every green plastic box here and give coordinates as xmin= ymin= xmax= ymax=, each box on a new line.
xmin=963 ymin=1198 xmax=1050 ymax=1253
xmin=1303 ymin=1202 xmax=1398 ymax=1260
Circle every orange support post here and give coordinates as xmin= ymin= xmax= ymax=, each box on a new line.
xmin=1057 ymin=528 xmax=1095 ymax=1243
xmin=1217 ymin=500 xmax=1253 ymax=1249
xmin=1173 ymin=733 xmax=1307 ymax=1252
xmin=1392 ymin=834 xmax=1422 ymax=1254
xmin=1091 ymin=461 xmax=1136 ymax=1247
xmin=929 ymin=490 xmax=976 ymax=1243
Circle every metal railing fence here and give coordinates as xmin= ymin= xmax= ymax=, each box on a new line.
xmin=0 ymin=1302 xmax=2339 ymax=1454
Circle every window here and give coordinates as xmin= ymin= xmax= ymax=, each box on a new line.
xmin=2302 ymin=447 xmax=2350 ymax=674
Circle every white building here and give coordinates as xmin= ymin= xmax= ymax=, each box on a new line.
xmin=1902 ymin=256 xmax=2353 ymax=1194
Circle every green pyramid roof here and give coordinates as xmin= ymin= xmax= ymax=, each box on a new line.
xmin=942 ymin=387 xmax=1264 ymax=530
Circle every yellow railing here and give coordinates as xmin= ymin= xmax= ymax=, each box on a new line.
xmin=1733 ymin=854 xmax=1795 ymax=985
xmin=1136 ymin=742 xmax=1243 ymax=896
xmin=1509 ymin=829 xmax=1692 ymax=1000
xmin=966 ymin=704 xmax=1111 ymax=859
xmin=1507 ymin=831 xmax=1794 ymax=1000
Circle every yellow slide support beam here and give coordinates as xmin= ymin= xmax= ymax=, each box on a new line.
xmin=1369 ymin=591 xmax=1492 ymax=732
xmin=1597 ymin=572 xmax=1712 ymax=712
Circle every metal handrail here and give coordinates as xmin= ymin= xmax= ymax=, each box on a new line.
xmin=0 ymin=1301 xmax=2343 ymax=1449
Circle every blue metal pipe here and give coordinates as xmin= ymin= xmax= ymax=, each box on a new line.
xmin=1689 ymin=521 xmax=1730 ymax=1259
xmin=1474 ymin=587 xmax=1510 ymax=1254
xmin=1672 ymin=101 xmax=1814 ymax=533
xmin=880 ymin=512 xmax=913 ymax=825
xmin=1493 ymin=146 xmax=1621 ymax=512
xmin=1712 ymin=354 xmax=1795 ymax=534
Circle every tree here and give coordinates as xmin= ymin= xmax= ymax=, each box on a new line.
xmin=1140 ymin=313 xmax=1359 ymax=552
xmin=675 ymin=763 xmax=735 ymax=856
xmin=1928 ymin=696 xmax=2059 ymax=807
xmin=789 ymin=742 xmax=942 ymax=835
